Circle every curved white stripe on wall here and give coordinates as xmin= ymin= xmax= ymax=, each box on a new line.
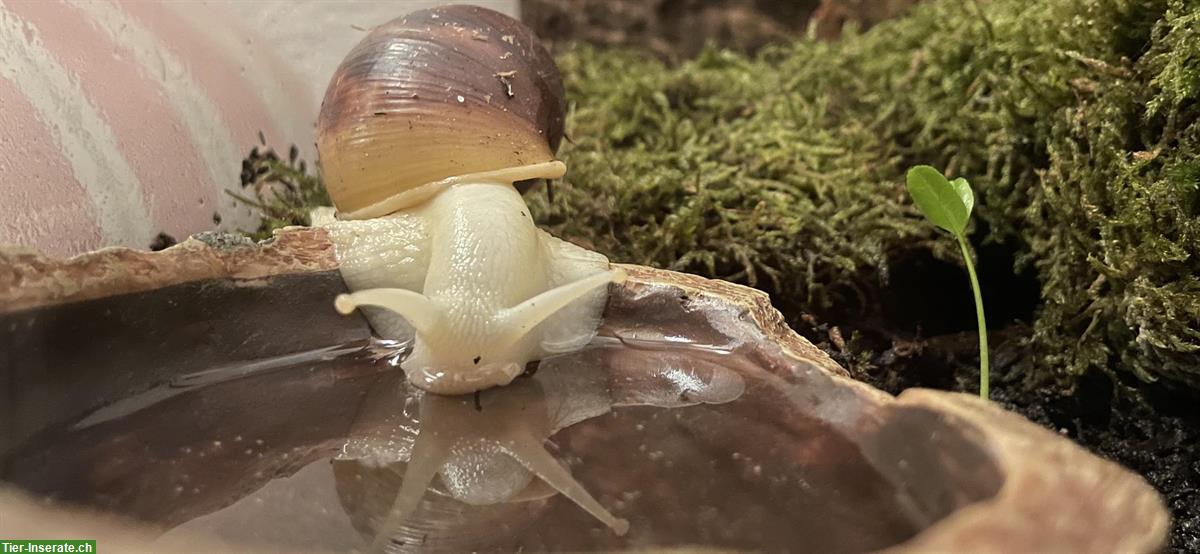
xmin=0 ymin=0 xmax=154 ymax=248
xmin=68 ymin=0 xmax=255 ymax=236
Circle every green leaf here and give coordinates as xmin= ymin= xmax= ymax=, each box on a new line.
xmin=906 ymin=165 xmax=970 ymax=235
xmin=950 ymin=177 xmax=975 ymax=218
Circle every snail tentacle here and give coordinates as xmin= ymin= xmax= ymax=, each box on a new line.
xmin=334 ymin=289 xmax=444 ymax=335
xmin=504 ymin=431 xmax=630 ymax=536
xmin=367 ymin=427 xmax=448 ymax=553
xmin=498 ymin=268 xmax=627 ymax=349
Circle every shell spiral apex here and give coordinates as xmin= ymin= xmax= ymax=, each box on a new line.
xmin=317 ymin=4 xmax=567 ymax=218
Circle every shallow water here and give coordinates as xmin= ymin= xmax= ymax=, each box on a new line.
xmin=2 ymin=332 xmax=924 ymax=553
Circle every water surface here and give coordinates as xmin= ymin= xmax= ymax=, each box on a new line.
xmin=3 ymin=331 xmax=923 ymax=552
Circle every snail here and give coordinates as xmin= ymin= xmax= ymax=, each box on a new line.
xmin=314 ymin=5 xmax=623 ymax=395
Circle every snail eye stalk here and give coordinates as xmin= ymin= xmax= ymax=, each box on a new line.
xmin=334 ymin=289 xmax=444 ymax=337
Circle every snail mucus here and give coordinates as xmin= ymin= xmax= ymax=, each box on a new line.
xmin=313 ymin=4 xmax=630 ymax=542
xmin=316 ymin=5 xmax=622 ymax=396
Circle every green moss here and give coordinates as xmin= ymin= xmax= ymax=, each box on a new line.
xmin=228 ymin=144 xmax=329 ymax=241
xmin=530 ymin=0 xmax=1200 ymax=388
xmin=530 ymin=45 xmax=953 ymax=316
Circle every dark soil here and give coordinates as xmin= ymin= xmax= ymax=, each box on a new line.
xmin=148 ymin=232 xmax=177 ymax=252
xmin=788 ymin=241 xmax=1200 ymax=552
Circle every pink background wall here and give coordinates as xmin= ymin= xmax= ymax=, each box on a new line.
xmin=0 ymin=0 xmax=516 ymax=257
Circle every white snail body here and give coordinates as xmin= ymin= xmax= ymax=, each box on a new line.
xmin=316 ymin=5 xmax=622 ymax=395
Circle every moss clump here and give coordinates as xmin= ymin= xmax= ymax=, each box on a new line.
xmin=229 ymin=144 xmax=329 ymax=241
xmin=528 ymin=0 xmax=1200 ymax=388
xmin=531 ymin=46 xmax=954 ymax=316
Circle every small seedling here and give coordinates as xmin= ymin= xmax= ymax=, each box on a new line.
xmin=905 ymin=165 xmax=990 ymax=399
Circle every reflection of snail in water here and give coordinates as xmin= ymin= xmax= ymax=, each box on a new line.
xmin=335 ymin=342 xmax=746 ymax=550
xmin=315 ymin=5 xmax=622 ymax=395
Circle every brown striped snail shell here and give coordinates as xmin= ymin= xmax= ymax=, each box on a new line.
xmin=316 ymin=4 xmax=566 ymax=220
